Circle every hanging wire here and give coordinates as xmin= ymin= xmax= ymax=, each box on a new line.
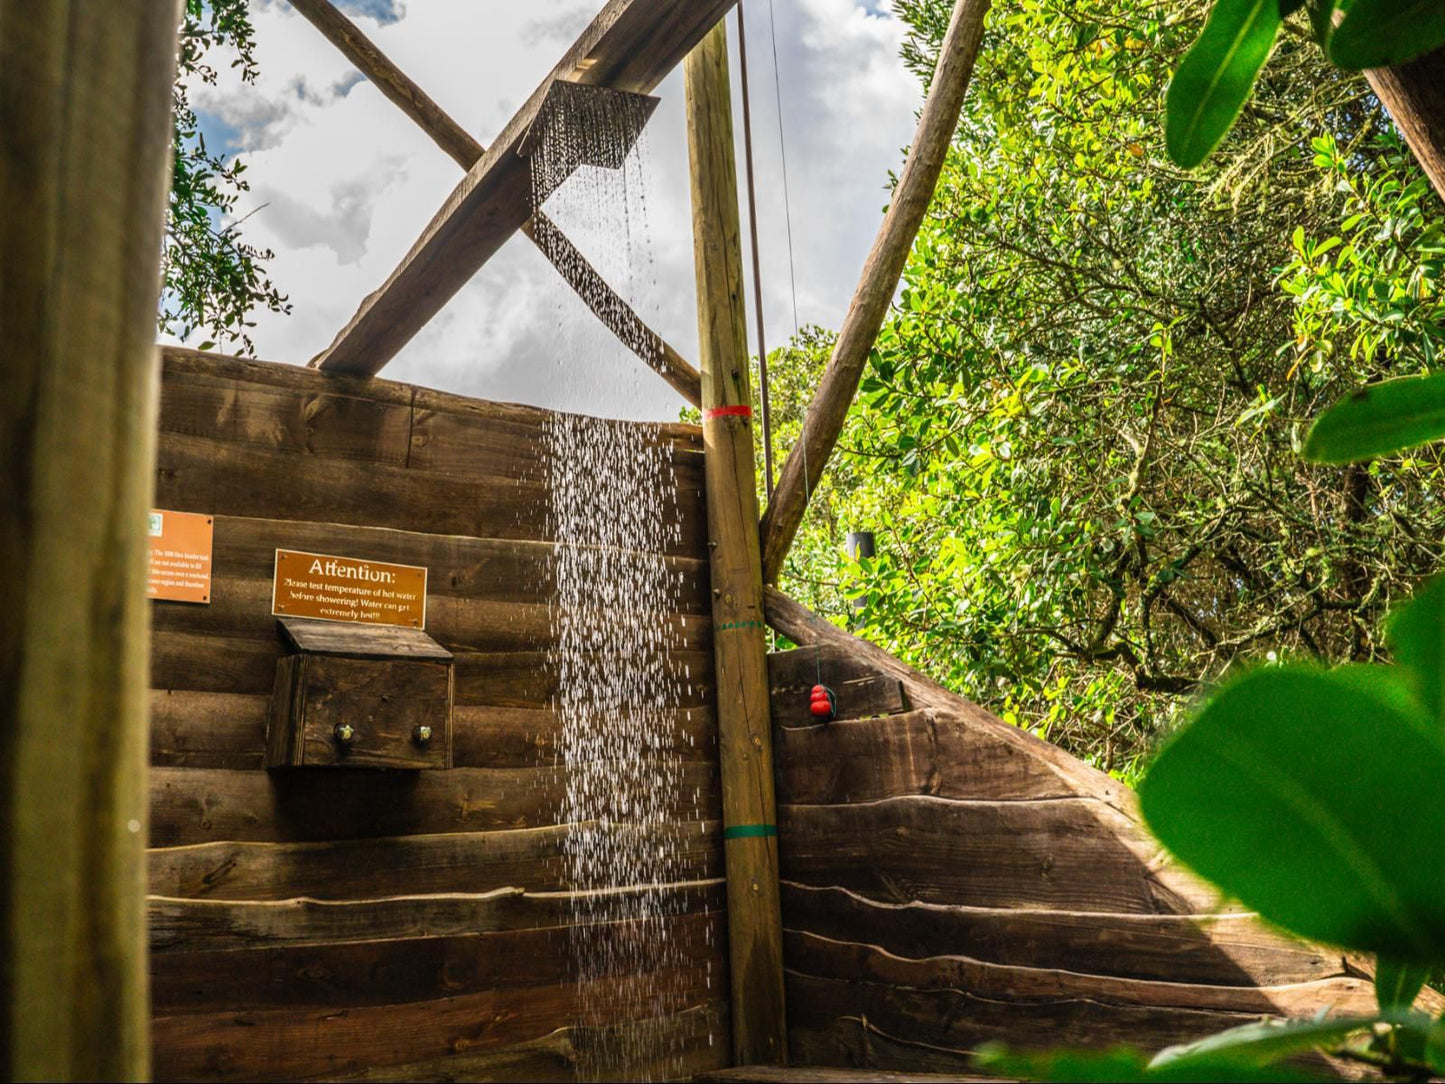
xmin=735 ymin=0 xmax=775 ymax=496
xmin=763 ymin=0 xmax=812 ymax=519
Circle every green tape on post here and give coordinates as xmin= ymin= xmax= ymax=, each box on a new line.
xmin=723 ymin=823 xmax=778 ymax=840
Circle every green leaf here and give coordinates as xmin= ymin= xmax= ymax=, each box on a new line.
xmin=1151 ymin=1016 xmax=1380 ymax=1069
xmin=1375 ymin=957 xmax=1429 ymax=1011
xmin=974 ymin=1042 xmax=1326 ymax=1082
xmin=1385 ymin=574 xmax=1445 ymax=721
xmin=1328 ymin=0 xmax=1445 ymax=69
xmin=1301 ymin=373 xmax=1445 ymax=463
xmin=1165 ymin=0 xmax=1283 ymax=168
xmin=1139 ymin=665 xmax=1445 ymax=962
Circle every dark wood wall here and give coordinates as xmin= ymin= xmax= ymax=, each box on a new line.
xmin=147 ymin=349 xmax=730 ymax=1082
xmin=766 ymin=633 xmax=1383 ymax=1073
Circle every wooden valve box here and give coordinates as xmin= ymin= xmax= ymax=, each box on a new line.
xmin=266 ymin=617 xmax=454 ymax=770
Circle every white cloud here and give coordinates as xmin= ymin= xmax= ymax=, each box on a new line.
xmin=186 ymin=0 xmax=922 ymax=420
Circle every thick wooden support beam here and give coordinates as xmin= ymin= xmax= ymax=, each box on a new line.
xmin=685 ymin=19 xmax=788 ymax=1066
xmin=1366 ymin=46 xmax=1445 ymax=204
xmin=0 ymin=0 xmax=181 ymax=1077
xmin=311 ymin=0 xmax=733 ymax=380
xmin=757 ymin=0 xmax=989 ymax=583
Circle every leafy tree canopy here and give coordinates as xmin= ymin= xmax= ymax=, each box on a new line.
xmin=771 ymin=0 xmax=1445 ymax=782
xmin=164 ymin=0 xmax=290 ymax=355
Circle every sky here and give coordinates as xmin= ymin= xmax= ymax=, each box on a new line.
xmin=186 ymin=0 xmax=924 ymax=420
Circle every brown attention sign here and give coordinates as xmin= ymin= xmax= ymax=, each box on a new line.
xmin=272 ymin=549 xmax=428 ymax=628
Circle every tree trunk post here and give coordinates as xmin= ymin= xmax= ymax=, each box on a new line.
xmin=683 ymin=17 xmax=788 ymax=1067
xmin=1366 ymin=47 xmax=1445 ymax=204
xmin=0 ymin=0 xmax=181 ymax=1077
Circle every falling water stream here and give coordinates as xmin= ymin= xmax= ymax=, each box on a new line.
xmin=529 ymin=90 xmax=715 ymax=1080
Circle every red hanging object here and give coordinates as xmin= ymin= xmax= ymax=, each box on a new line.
xmin=809 ymin=684 xmax=836 ymax=721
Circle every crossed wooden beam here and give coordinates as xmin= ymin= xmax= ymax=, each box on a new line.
xmin=294 ymin=0 xmax=710 ymax=405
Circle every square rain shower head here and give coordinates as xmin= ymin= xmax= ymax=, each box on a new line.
xmin=520 ymin=80 xmax=660 ymax=204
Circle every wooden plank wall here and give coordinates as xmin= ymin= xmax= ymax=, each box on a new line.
xmin=147 ymin=348 xmax=731 ymax=1082
xmin=767 ymin=641 xmax=1381 ymax=1073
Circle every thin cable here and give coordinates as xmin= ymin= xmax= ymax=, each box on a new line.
xmin=764 ymin=0 xmax=811 ymax=520
xmin=765 ymin=0 xmax=801 ymax=338
xmin=736 ymin=0 xmax=775 ymax=496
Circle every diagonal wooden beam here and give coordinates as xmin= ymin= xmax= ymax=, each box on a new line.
xmin=306 ymin=0 xmax=732 ymax=386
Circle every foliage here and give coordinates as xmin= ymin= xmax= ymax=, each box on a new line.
xmin=1166 ymin=0 xmax=1445 ymax=168
xmin=768 ymin=0 xmax=1445 ymax=783
xmin=163 ymin=0 xmax=290 ymax=355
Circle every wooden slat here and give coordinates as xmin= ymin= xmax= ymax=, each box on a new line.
xmin=780 ymin=884 xmax=1343 ymax=988
xmin=161 ymin=346 xmax=703 ymax=456
xmin=149 ymin=763 xmax=721 ymax=846
xmin=151 ymin=909 xmax=725 ymax=1012
xmin=776 ymin=709 xmax=1090 ymax=806
xmin=150 ymin=690 xmax=269 ymax=770
xmin=149 ymin=822 xmax=723 ymax=901
xmin=147 ymin=880 xmax=725 ymax=953
xmin=151 ymin=630 xmax=716 ymax=702
xmin=778 ymin=796 xmax=1215 ymax=914
xmin=152 ymin=965 xmax=718 ymax=1082
xmin=312 ymin=0 xmax=737 ymax=377
xmin=786 ymin=930 xmax=1373 ymax=1017
xmin=312 ymin=1001 xmax=729 ymax=1083
xmin=148 ymin=514 xmax=711 ymax=614
xmin=786 ymin=971 xmax=1290 ymax=1061
xmin=156 ymin=432 xmax=707 ymax=554
xmin=149 ymin=692 xmax=718 ymax=771
xmin=769 ymin=644 xmax=908 ymax=727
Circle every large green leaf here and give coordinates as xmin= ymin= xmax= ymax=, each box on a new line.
xmin=1385 ymin=574 xmax=1445 ymax=722
xmin=1139 ymin=665 xmax=1445 ymax=962
xmin=974 ymin=1043 xmax=1325 ymax=1082
xmin=1375 ymin=957 xmax=1429 ymax=1011
xmin=1166 ymin=0 xmax=1283 ymax=168
xmin=1301 ymin=372 xmax=1445 ymax=464
xmin=1151 ymin=1015 xmax=1386 ymax=1069
xmin=1328 ymin=0 xmax=1445 ymax=69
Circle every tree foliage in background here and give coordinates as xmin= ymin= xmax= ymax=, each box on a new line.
xmin=164 ymin=0 xmax=290 ymax=355
xmin=770 ymin=0 xmax=1445 ymax=781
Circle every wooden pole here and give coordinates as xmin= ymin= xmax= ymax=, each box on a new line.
xmin=757 ymin=0 xmax=990 ymax=584
xmin=1366 ymin=47 xmax=1445 ymax=204
xmin=0 ymin=0 xmax=181 ymax=1078
xmin=684 ymin=20 xmax=788 ymax=1067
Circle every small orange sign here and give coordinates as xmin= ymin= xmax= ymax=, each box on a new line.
xmin=147 ymin=509 xmax=214 ymax=604
xmin=272 ymin=549 xmax=428 ymax=628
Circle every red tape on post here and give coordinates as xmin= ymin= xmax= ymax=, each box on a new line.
xmin=702 ymin=405 xmax=753 ymax=420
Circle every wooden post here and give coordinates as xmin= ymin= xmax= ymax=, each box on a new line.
xmin=684 ymin=19 xmax=788 ymax=1066
xmin=1366 ymin=47 xmax=1445 ymax=204
xmin=0 ymin=0 xmax=181 ymax=1078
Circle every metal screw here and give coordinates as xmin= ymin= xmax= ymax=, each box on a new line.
xmin=333 ymin=723 xmax=356 ymax=747
xmin=413 ymin=724 xmax=433 ymax=746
